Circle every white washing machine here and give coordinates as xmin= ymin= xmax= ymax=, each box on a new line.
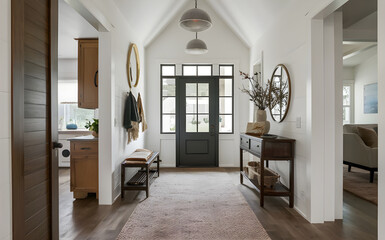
xmin=58 ymin=131 xmax=91 ymax=167
xmin=58 ymin=138 xmax=71 ymax=167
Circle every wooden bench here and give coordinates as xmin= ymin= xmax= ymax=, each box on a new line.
xmin=121 ymin=151 xmax=160 ymax=198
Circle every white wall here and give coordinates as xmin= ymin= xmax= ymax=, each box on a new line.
xmin=81 ymin=0 xmax=146 ymax=204
xmin=145 ymin=0 xmax=250 ymax=167
xmin=250 ymin=2 xmax=311 ymax=221
xmin=354 ymin=53 xmax=378 ymax=124
xmin=58 ymin=58 xmax=77 ymax=80
xmin=0 ymin=0 xmax=12 ymax=238
xmin=343 ymin=67 xmax=355 ymax=80
xmin=250 ymin=0 xmax=348 ymax=222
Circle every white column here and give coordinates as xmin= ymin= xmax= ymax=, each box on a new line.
xmin=323 ymin=12 xmax=343 ymax=221
xmin=378 ymin=0 xmax=385 ymax=238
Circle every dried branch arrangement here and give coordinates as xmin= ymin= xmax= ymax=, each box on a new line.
xmin=240 ymin=71 xmax=282 ymax=111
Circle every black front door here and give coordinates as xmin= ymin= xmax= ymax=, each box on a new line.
xmin=176 ymin=77 xmax=219 ymax=167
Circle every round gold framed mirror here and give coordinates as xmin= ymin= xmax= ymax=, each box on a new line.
xmin=269 ymin=64 xmax=291 ymax=122
xmin=127 ymin=43 xmax=140 ymax=88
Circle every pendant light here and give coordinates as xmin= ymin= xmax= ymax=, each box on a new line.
xmin=179 ymin=0 xmax=212 ymax=32
xmin=185 ymin=32 xmax=208 ymax=55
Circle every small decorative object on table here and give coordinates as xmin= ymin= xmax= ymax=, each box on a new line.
xmin=85 ymin=118 xmax=99 ymax=137
xmin=66 ymin=122 xmax=78 ymax=130
xmin=261 ymin=134 xmax=278 ymax=139
xmin=240 ymin=71 xmax=280 ymax=135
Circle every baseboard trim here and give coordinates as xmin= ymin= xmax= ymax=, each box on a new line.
xmin=280 ymin=197 xmax=309 ymax=222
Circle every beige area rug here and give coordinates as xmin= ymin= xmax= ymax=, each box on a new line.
xmin=117 ymin=169 xmax=271 ymax=240
xmin=343 ymin=165 xmax=377 ymax=205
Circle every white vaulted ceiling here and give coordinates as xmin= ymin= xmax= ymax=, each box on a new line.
xmin=113 ymin=0 xmax=297 ymax=47
xmin=58 ymin=0 xmax=98 ymax=59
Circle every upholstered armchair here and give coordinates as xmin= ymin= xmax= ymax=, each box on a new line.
xmin=343 ymin=124 xmax=378 ymax=182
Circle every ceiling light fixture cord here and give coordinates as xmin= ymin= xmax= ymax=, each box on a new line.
xmin=195 ymin=0 xmax=197 ymax=8
xmin=196 ymin=32 xmax=197 ymax=39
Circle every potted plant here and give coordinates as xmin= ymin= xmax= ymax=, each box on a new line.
xmin=85 ymin=118 xmax=99 ymax=137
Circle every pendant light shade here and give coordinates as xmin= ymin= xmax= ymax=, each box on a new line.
xmin=179 ymin=0 xmax=212 ymax=32
xmin=185 ymin=33 xmax=208 ymax=54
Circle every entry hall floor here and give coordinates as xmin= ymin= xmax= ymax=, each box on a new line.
xmin=59 ymin=168 xmax=377 ymax=240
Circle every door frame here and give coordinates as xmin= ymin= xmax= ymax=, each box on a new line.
xmin=176 ymin=76 xmax=219 ymax=167
xmin=11 ymin=0 xmax=59 ymax=238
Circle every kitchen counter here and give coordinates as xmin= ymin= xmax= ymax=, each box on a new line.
xmin=67 ymin=135 xmax=98 ymax=142
xmin=59 ymin=130 xmax=91 ymax=134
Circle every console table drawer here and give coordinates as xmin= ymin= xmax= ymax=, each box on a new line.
xmin=240 ymin=136 xmax=250 ymax=149
xmin=250 ymin=139 xmax=262 ymax=155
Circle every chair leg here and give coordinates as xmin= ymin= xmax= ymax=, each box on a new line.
xmin=370 ymin=170 xmax=374 ymax=183
xmin=348 ymin=165 xmax=352 ymax=172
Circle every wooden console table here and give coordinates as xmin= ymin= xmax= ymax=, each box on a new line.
xmin=121 ymin=152 xmax=160 ymax=198
xmin=240 ymin=133 xmax=295 ymax=207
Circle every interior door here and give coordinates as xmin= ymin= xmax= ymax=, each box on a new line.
xmin=11 ymin=0 xmax=59 ymax=239
xmin=176 ymin=77 xmax=219 ymax=167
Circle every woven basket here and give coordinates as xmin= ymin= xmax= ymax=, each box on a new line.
xmin=243 ymin=166 xmax=248 ymax=175
xmin=247 ymin=164 xmax=280 ymax=189
xmin=247 ymin=161 xmax=259 ymax=167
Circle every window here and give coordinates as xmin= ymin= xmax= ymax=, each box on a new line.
xmin=58 ymin=81 xmax=95 ymax=130
xmin=182 ymin=64 xmax=213 ymax=76
xmin=161 ymin=65 xmax=176 ymax=133
xmin=160 ymin=64 xmax=234 ymax=134
xmin=343 ymin=83 xmax=354 ymax=124
xmin=219 ymin=65 xmax=234 ymax=133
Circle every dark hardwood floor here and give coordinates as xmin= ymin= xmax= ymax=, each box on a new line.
xmin=59 ymin=168 xmax=141 ymax=240
xmin=59 ymin=168 xmax=377 ymax=240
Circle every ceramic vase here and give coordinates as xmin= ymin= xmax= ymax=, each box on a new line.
xmin=255 ymin=109 xmax=270 ymax=134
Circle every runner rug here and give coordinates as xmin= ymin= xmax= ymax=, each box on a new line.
xmin=117 ymin=169 xmax=271 ymax=240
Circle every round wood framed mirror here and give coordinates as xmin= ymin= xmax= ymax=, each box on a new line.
xmin=127 ymin=43 xmax=140 ymax=88
xmin=269 ymin=64 xmax=291 ymax=122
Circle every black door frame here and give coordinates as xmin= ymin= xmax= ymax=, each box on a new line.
xmin=176 ymin=76 xmax=219 ymax=167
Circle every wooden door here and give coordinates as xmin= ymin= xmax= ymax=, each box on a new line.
xmin=78 ymin=39 xmax=98 ymax=109
xmin=11 ymin=0 xmax=59 ymax=239
xmin=176 ymin=77 xmax=219 ymax=167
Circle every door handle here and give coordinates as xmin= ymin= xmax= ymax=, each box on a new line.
xmin=210 ymin=124 xmax=216 ymax=136
xmin=53 ymin=142 xmax=63 ymax=149
xmin=94 ymin=70 xmax=98 ymax=87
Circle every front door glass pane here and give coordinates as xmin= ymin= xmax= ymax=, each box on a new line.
xmin=186 ymin=115 xmax=197 ymax=132
xmin=198 ymin=97 xmax=209 ymax=113
xmin=198 ymin=83 xmax=209 ymax=96
xmin=186 ymin=83 xmax=197 ymax=96
xmin=186 ymin=97 xmax=197 ymax=113
xmin=198 ymin=115 xmax=209 ymax=132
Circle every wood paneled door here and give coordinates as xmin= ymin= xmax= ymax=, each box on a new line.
xmin=11 ymin=0 xmax=59 ymax=239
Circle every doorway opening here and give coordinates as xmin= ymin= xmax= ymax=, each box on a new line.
xmin=340 ymin=0 xmax=378 ymax=234
xmin=310 ymin=0 xmax=378 ymax=235
xmin=57 ymin=0 xmax=101 ymax=238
